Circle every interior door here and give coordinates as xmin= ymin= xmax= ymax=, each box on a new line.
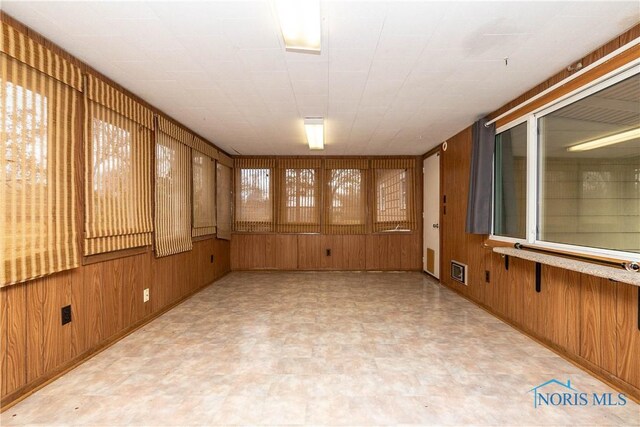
xmin=423 ymin=153 xmax=440 ymax=278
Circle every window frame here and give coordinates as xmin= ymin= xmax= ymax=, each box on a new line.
xmin=490 ymin=63 xmax=640 ymax=262
xmin=324 ymin=167 xmax=368 ymax=234
xmin=490 ymin=115 xmax=530 ymax=245
xmin=234 ymin=166 xmax=274 ymax=232
xmin=373 ymin=167 xmax=414 ymax=232
xmin=280 ymin=167 xmax=321 ymax=230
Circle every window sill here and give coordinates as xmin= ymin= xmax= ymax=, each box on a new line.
xmin=492 ymin=246 xmax=640 ymax=287
xmin=83 ymin=246 xmax=150 ymax=265
xmin=192 ymin=234 xmax=217 ymax=243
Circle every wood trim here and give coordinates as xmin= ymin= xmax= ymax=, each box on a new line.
xmin=0 ymin=270 xmax=230 ymax=412
xmin=82 ymin=246 xmax=151 ymax=266
xmin=490 ymin=23 xmax=640 ymax=123
xmin=495 ymin=44 xmax=640 ymax=128
xmin=192 ymin=234 xmax=217 ymax=243
xmin=422 ymin=144 xmax=441 ymax=159
xmin=233 ymin=155 xmax=418 ymax=160
xmin=440 ymin=281 xmax=640 ymax=403
xmin=485 ymin=239 xmax=637 ymax=266
xmin=0 ymin=11 xmax=230 ymax=158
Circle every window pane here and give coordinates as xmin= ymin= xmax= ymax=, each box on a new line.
xmin=327 ymin=168 xmax=365 ymax=225
xmin=234 ymin=168 xmax=273 ymax=231
xmin=283 ymin=168 xmax=319 ymax=226
xmin=538 ymin=73 xmax=640 ymax=254
xmin=216 ymin=163 xmax=232 ymax=240
xmin=1 ymin=56 xmax=79 ymax=286
xmin=493 ymin=122 xmax=527 ymax=239
xmin=374 ymin=168 xmax=409 ymax=230
xmin=155 ymin=133 xmax=192 ymax=257
xmin=192 ymin=151 xmax=216 ymax=237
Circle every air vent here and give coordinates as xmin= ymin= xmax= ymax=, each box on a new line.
xmin=451 ymin=261 xmax=468 ymax=285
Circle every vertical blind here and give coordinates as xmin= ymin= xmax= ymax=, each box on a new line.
xmin=154 ymin=117 xmax=193 ymax=257
xmin=1 ymin=22 xmax=81 ymax=286
xmin=234 ymin=158 xmax=274 ymax=232
xmin=192 ymin=136 xmax=218 ymax=237
xmin=276 ymin=158 xmax=321 ymax=233
xmin=83 ymin=74 xmax=154 ymax=255
xmin=324 ymin=159 xmax=368 ymax=234
xmin=216 ymin=154 xmax=233 ymax=240
xmin=372 ymin=159 xmax=416 ymax=232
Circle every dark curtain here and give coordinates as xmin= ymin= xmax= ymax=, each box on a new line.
xmin=466 ymin=118 xmax=496 ymax=234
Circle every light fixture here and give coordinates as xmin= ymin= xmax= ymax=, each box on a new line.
xmin=567 ymin=127 xmax=640 ymax=152
xmin=304 ymin=117 xmax=324 ymax=150
xmin=274 ymin=0 xmax=321 ymax=54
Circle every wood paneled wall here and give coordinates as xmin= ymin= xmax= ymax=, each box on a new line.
xmin=439 ymin=125 xmax=640 ymax=401
xmin=231 ymin=233 xmax=421 ymax=271
xmin=230 ymin=156 xmax=423 ymax=271
xmin=1 ymin=237 xmax=230 ymax=407
xmin=0 ymin=14 xmax=233 ymax=409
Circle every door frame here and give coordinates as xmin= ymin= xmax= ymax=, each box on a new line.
xmin=422 ymin=148 xmax=441 ymax=280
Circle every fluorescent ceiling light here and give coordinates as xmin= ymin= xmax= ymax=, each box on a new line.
xmin=567 ymin=127 xmax=640 ymax=152
xmin=304 ymin=117 xmax=324 ymax=150
xmin=275 ymin=0 xmax=321 ymax=53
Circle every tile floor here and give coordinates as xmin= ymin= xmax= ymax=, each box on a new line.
xmin=2 ymin=271 xmax=638 ymax=426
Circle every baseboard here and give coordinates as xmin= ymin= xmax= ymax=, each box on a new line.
xmin=439 ymin=281 xmax=640 ymax=404
xmin=0 ymin=270 xmax=230 ymax=412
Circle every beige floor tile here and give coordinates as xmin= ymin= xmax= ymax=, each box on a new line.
xmin=1 ymin=271 xmax=638 ymax=426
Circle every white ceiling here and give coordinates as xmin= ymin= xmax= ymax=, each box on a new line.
xmin=3 ymin=1 xmax=639 ymax=156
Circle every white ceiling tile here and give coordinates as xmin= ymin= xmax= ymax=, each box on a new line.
xmin=374 ymin=33 xmax=429 ymax=60
xmin=329 ymin=48 xmax=375 ymax=73
xmin=218 ymin=18 xmax=281 ymax=49
xmin=286 ymin=62 xmax=329 ymax=81
xmin=4 ymin=0 xmax=637 ymax=155
xmin=237 ymin=49 xmax=287 ymax=72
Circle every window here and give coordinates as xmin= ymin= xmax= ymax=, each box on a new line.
xmin=155 ymin=118 xmax=193 ymax=257
xmin=83 ymin=75 xmax=154 ymax=256
xmin=192 ymin=150 xmax=216 ymax=237
xmin=538 ymin=73 xmax=640 ymax=254
xmin=493 ymin=122 xmax=527 ymax=239
xmin=276 ymin=159 xmax=321 ymax=233
xmin=1 ymin=54 xmax=79 ymax=286
xmin=372 ymin=159 xmax=416 ymax=232
xmin=492 ymin=68 xmax=640 ymax=259
xmin=216 ymin=159 xmax=232 ymax=240
xmin=324 ymin=160 xmax=368 ymax=234
xmin=234 ymin=159 xmax=274 ymax=232
xmin=374 ymin=169 xmax=409 ymax=231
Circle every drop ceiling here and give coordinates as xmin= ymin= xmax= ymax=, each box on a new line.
xmin=3 ymin=1 xmax=638 ymax=155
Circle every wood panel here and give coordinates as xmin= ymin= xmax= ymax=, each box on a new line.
xmin=580 ymin=274 xmax=617 ymax=375
xmin=343 ymin=235 xmax=366 ymax=270
xmin=1 ymin=283 xmax=27 ymax=397
xmin=1 ymin=237 xmax=230 ymax=408
xmin=440 ymin=126 xmax=473 ymax=294
xmin=616 ymin=283 xmax=640 ymax=389
xmin=268 ymin=235 xmax=298 ymax=270
xmin=541 ymin=265 xmax=581 ymax=355
xmin=321 ymin=235 xmax=344 ymax=269
xmin=231 ymin=232 xmax=421 ymax=271
xmin=297 ymin=235 xmax=322 ymax=270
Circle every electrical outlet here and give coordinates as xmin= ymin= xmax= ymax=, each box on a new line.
xmin=143 ymin=288 xmax=150 ymax=303
xmin=210 ymin=254 xmax=214 ymax=263
xmin=485 ymin=270 xmax=490 ymax=283
xmin=326 ymin=248 xmax=331 ymax=256
xmin=61 ymin=305 xmax=72 ymax=325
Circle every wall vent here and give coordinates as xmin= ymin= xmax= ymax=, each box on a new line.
xmin=451 ymin=260 xmax=468 ymax=285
